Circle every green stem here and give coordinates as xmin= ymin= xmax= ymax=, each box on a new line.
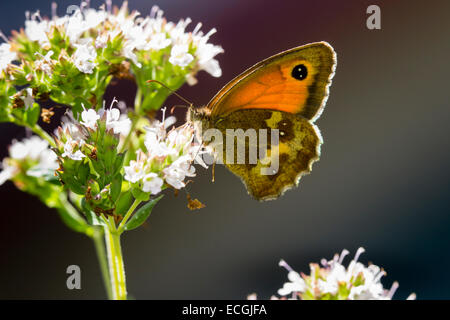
xmin=117 ymin=199 xmax=141 ymax=233
xmin=105 ymin=219 xmax=127 ymax=300
xmin=30 ymin=124 xmax=56 ymax=148
xmin=57 ymin=194 xmax=112 ymax=299
xmin=92 ymin=227 xmax=113 ymax=300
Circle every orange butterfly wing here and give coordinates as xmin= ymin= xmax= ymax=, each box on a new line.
xmin=208 ymin=42 xmax=336 ymax=122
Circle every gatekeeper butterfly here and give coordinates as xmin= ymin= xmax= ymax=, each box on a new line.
xmin=187 ymin=42 xmax=336 ymax=200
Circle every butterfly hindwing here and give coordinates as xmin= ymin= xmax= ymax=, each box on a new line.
xmin=212 ymin=109 xmax=322 ymax=200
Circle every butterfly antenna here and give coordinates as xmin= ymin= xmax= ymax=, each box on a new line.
xmin=170 ymin=105 xmax=189 ymax=114
xmin=147 ymin=80 xmax=193 ymax=107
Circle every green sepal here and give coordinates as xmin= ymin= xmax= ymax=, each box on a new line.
xmin=82 ymin=198 xmax=107 ymax=227
xmin=131 ymin=187 xmax=150 ymax=202
xmin=110 ymin=173 xmax=122 ymax=202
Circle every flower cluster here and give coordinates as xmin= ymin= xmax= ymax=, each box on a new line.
xmin=0 ymin=136 xmax=58 ymax=185
xmin=248 ymin=248 xmax=416 ymax=300
xmin=124 ymin=109 xmax=208 ymax=197
xmin=3 ymin=1 xmax=223 ymax=116
xmin=0 ymin=135 xmax=63 ymax=209
xmin=21 ymin=2 xmax=222 ymax=77
xmin=58 ymin=102 xmax=131 ymax=161
xmin=0 ymin=42 xmax=17 ymax=75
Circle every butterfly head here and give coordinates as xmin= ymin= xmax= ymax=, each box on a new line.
xmin=186 ymin=106 xmax=214 ymax=143
xmin=187 ymin=105 xmax=213 ymax=128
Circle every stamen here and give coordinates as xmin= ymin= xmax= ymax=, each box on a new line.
xmin=387 ymin=281 xmax=399 ymax=299
xmin=106 ymin=0 xmax=112 ymax=14
xmin=374 ymin=269 xmax=386 ymax=283
xmin=353 ymin=247 xmax=365 ymax=263
xmin=279 ymin=259 xmax=294 ymax=273
xmin=192 ymin=22 xmax=202 ymax=35
xmin=51 ymin=2 xmax=57 ymax=20
xmin=161 ymin=106 xmax=167 ymax=124
xmin=0 ymin=30 xmax=8 ymax=42
xmin=109 ymin=97 xmax=119 ymax=109
xmin=150 ymin=5 xmax=159 ymax=19
xmin=406 ymin=293 xmax=416 ymax=300
xmin=204 ymin=28 xmax=217 ymax=40
xmin=338 ymin=249 xmax=350 ymax=264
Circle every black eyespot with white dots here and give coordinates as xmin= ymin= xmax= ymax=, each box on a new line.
xmin=291 ymin=64 xmax=308 ymax=80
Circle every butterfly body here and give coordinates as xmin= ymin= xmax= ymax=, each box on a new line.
xmin=188 ymin=42 xmax=336 ymax=201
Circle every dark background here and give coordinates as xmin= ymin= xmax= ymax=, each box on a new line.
xmin=0 ymin=0 xmax=449 ymax=299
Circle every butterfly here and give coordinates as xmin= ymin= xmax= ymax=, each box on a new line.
xmin=187 ymin=42 xmax=336 ymax=201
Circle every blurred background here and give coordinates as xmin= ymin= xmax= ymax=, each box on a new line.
xmin=0 ymin=0 xmax=449 ymax=299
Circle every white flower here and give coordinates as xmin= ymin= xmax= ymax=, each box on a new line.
xmin=0 ymin=136 xmax=58 ymax=184
xmin=62 ymin=138 xmax=85 ymax=160
xmin=27 ymin=148 xmax=58 ymax=177
xmin=195 ymin=42 xmax=223 ymax=77
xmin=105 ymin=108 xmax=131 ymax=135
xmin=80 ymin=108 xmax=100 ymax=129
xmin=82 ymin=9 xmax=107 ymax=31
xmin=0 ymin=43 xmax=17 ymax=73
xmin=148 ymin=33 xmax=171 ymax=50
xmin=24 ymin=15 xmax=49 ymax=46
xmin=95 ymin=34 xmax=108 ymax=49
xmin=163 ymin=155 xmax=195 ymax=189
xmin=72 ymin=42 xmax=97 ymax=74
xmin=142 ymin=173 xmax=164 ymax=194
xmin=65 ymin=11 xmax=84 ymax=44
xmin=59 ymin=121 xmax=85 ymax=141
xmin=128 ymin=112 xmax=209 ymax=194
xmin=123 ymin=42 xmax=141 ymax=67
xmin=277 ymin=260 xmax=306 ymax=296
xmin=169 ymin=44 xmax=194 ymax=67
xmin=124 ymin=154 xmax=147 ymax=183
xmin=34 ymin=50 xmax=54 ymax=75
xmin=22 ymin=88 xmax=34 ymax=110
xmin=0 ymin=160 xmax=16 ymax=185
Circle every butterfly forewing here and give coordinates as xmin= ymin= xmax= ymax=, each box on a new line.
xmin=209 ymin=42 xmax=336 ymax=122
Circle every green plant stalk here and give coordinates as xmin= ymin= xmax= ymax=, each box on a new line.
xmin=105 ymin=217 xmax=127 ymax=300
xmin=118 ymin=199 xmax=141 ymax=233
xmin=30 ymin=123 xmax=56 ymax=148
xmin=57 ymin=193 xmax=113 ymax=299
xmin=92 ymin=227 xmax=113 ymax=300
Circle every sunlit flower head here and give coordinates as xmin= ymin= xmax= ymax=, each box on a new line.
xmin=0 ymin=136 xmax=58 ymax=185
xmin=18 ymin=2 xmax=223 ymax=83
xmin=123 ymin=108 xmax=210 ymax=195
xmin=249 ymin=248 xmax=416 ymax=300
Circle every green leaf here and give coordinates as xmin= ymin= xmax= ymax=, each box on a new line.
xmin=82 ymin=199 xmax=107 ymax=227
xmin=85 ymin=209 xmax=107 ymax=227
xmin=25 ymin=102 xmax=40 ymax=127
xmin=124 ymin=195 xmax=163 ymax=231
